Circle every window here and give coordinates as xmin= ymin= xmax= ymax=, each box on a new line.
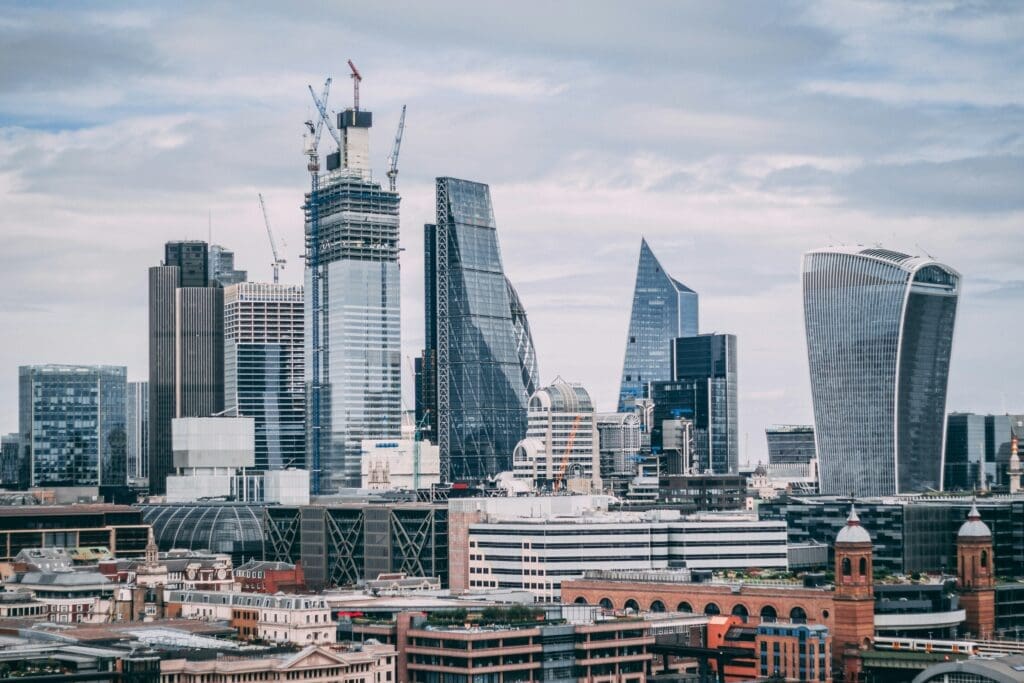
xmin=842 ymin=557 xmax=852 ymax=576
xmin=981 ymin=550 xmax=988 ymax=568
xmin=859 ymin=557 xmax=867 ymax=576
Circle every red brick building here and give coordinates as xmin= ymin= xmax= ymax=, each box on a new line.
xmin=957 ymin=502 xmax=995 ymax=638
xmin=235 ymin=560 xmax=305 ymax=593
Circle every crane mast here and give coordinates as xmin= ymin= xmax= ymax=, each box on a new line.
xmin=257 ymin=193 xmax=286 ymax=284
xmin=386 ymin=105 xmax=407 ymax=192
xmin=347 ymin=59 xmax=362 ymax=110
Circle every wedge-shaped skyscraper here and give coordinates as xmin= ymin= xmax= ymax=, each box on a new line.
xmin=418 ymin=178 xmax=539 ymax=482
xmin=803 ymin=246 xmax=960 ymax=496
xmin=618 ymin=239 xmax=698 ymax=412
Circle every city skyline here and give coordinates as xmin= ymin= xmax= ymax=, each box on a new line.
xmin=2 ymin=3 xmax=1023 ymax=464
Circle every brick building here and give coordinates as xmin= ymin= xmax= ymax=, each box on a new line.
xmin=235 ymin=559 xmax=306 ymax=593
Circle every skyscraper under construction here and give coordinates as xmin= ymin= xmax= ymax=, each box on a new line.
xmin=304 ymin=82 xmax=402 ymax=493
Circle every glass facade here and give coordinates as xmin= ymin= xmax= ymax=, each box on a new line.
xmin=126 ymin=381 xmax=148 ymax=484
xmin=618 ymin=238 xmax=698 ymax=412
xmin=802 ymin=247 xmax=959 ymax=496
xmin=766 ymin=425 xmax=816 ymax=465
xmin=140 ymin=502 xmax=264 ymax=564
xmin=18 ymin=364 xmax=127 ymax=487
xmin=225 ymin=283 xmax=305 ymax=471
xmin=945 ymin=413 xmax=1017 ymax=490
xmin=422 ymin=178 xmax=540 ymax=481
xmin=305 ymin=175 xmax=401 ymax=492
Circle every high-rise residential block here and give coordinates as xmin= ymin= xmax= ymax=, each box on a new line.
xmin=513 ymin=381 xmax=601 ymax=492
xmin=148 ymin=240 xmax=232 ymax=495
xmin=418 ymin=178 xmax=539 ymax=482
xmin=803 ymin=246 xmax=959 ymax=496
xmin=304 ymin=103 xmax=401 ymax=493
xmin=126 ymin=381 xmax=148 ymax=486
xmin=224 ymin=282 xmax=304 ymax=471
xmin=650 ymin=333 xmax=738 ymax=474
xmin=18 ymin=364 xmax=127 ymax=488
xmin=618 ymin=238 xmax=698 ymax=412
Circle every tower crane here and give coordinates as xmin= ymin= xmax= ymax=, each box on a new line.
xmin=257 ymin=193 xmax=286 ymax=284
xmin=308 ymin=81 xmax=341 ymax=152
xmin=554 ymin=415 xmax=584 ymax=492
xmin=386 ymin=105 xmax=407 ymax=192
xmin=347 ymin=59 xmax=362 ymax=110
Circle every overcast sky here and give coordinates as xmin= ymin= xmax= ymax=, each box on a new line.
xmin=2 ymin=1 xmax=1022 ymax=463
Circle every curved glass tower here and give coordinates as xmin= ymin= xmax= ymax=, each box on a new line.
xmin=421 ymin=177 xmax=540 ymax=482
xmin=618 ymin=239 xmax=698 ymax=412
xmin=802 ymin=247 xmax=960 ymax=495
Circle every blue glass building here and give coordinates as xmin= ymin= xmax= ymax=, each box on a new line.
xmin=305 ymin=104 xmax=401 ymax=493
xmin=18 ymin=364 xmax=127 ymax=487
xmin=618 ymin=239 xmax=698 ymax=412
xmin=803 ymin=247 xmax=960 ymax=496
xmin=419 ymin=177 xmax=539 ymax=482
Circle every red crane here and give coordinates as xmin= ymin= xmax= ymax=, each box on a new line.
xmin=347 ymin=59 xmax=362 ymax=110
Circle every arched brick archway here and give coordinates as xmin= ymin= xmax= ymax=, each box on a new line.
xmin=650 ymin=600 xmax=666 ymax=613
xmin=599 ymin=597 xmax=613 ymax=609
xmin=573 ymin=597 xmax=588 ymax=605
xmin=624 ymin=598 xmax=640 ymax=612
xmin=760 ymin=605 xmax=778 ymax=621
xmin=704 ymin=602 xmax=721 ymax=616
xmin=731 ymin=603 xmax=749 ymax=623
xmin=677 ymin=601 xmax=693 ymax=613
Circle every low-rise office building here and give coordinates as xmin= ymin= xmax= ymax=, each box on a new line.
xmin=167 ymin=589 xmax=334 ymax=645
xmin=160 ymin=644 xmax=395 ymax=683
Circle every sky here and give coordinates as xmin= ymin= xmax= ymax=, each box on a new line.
xmin=1 ymin=1 xmax=1022 ymax=464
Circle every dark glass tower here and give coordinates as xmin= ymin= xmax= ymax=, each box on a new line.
xmin=649 ymin=333 xmax=738 ymax=474
xmin=766 ymin=425 xmax=816 ymax=466
xmin=419 ymin=177 xmax=539 ymax=482
xmin=803 ymin=246 xmax=960 ymax=496
xmin=618 ymin=239 xmax=698 ymax=412
xmin=148 ymin=240 xmax=231 ymax=495
xmin=19 ymin=365 xmax=127 ymax=487
xmin=304 ymin=105 xmax=401 ymax=493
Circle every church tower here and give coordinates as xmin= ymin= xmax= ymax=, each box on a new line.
xmin=833 ymin=506 xmax=875 ymax=677
xmin=957 ymin=501 xmax=995 ymax=638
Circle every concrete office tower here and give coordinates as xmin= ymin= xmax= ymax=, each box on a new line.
xmin=18 ymin=365 xmax=127 ymax=488
xmin=617 ymin=239 xmax=698 ymax=412
xmin=224 ymin=283 xmax=305 ymax=471
xmin=126 ymin=381 xmax=149 ymax=486
xmin=514 ymin=380 xmax=601 ymax=492
xmin=149 ymin=240 xmax=231 ymax=495
xmin=650 ymin=333 xmax=738 ymax=474
xmin=305 ymin=102 xmax=401 ymax=493
xmin=803 ymin=247 xmax=960 ymax=496
xmin=419 ymin=178 xmax=540 ymax=482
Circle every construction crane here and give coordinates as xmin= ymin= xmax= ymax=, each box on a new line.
xmin=308 ymin=81 xmax=341 ymax=152
xmin=386 ymin=105 xmax=407 ymax=192
xmin=347 ymin=59 xmax=362 ymax=110
xmin=302 ymin=76 xmax=333 ymax=496
xmin=257 ymin=193 xmax=286 ymax=284
xmin=554 ymin=415 xmax=584 ymax=492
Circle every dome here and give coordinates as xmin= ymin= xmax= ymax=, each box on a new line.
xmin=753 ymin=462 xmax=768 ymax=477
xmin=140 ymin=502 xmax=265 ymax=564
xmin=836 ymin=506 xmax=871 ymax=545
xmin=957 ymin=502 xmax=991 ymax=539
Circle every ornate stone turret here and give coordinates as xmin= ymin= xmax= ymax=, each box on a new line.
xmin=957 ymin=501 xmax=995 ymax=638
xmin=833 ymin=506 xmax=875 ymax=676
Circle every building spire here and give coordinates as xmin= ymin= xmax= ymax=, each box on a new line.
xmin=145 ymin=527 xmax=159 ymax=566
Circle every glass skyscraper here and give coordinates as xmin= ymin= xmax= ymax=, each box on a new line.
xmin=649 ymin=333 xmax=738 ymax=474
xmin=19 ymin=364 xmax=127 ymax=487
xmin=803 ymin=246 xmax=960 ymax=496
xmin=418 ymin=177 xmax=540 ymax=482
xmin=305 ymin=104 xmax=401 ymax=493
xmin=225 ymin=282 xmax=305 ymax=471
xmin=944 ymin=413 xmax=1020 ymax=491
xmin=618 ymin=238 xmax=698 ymax=412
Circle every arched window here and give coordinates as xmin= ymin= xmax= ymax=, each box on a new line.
xmin=624 ymin=599 xmax=640 ymax=612
xmin=859 ymin=557 xmax=868 ymax=576
xmin=677 ymin=602 xmax=693 ymax=613
xmin=650 ymin=600 xmax=666 ymax=613
xmin=759 ymin=605 xmax=777 ymax=622
xmin=599 ymin=598 xmax=613 ymax=610
xmin=731 ymin=604 xmax=749 ymax=623
xmin=573 ymin=597 xmax=588 ymax=605
xmin=790 ymin=606 xmax=807 ymax=623
xmin=704 ymin=602 xmax=721 ymax=616
xmin=981 ymin=550 xmax=988 ymax=568
xmin=842 ymin=557 xmax=852 ymax=576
